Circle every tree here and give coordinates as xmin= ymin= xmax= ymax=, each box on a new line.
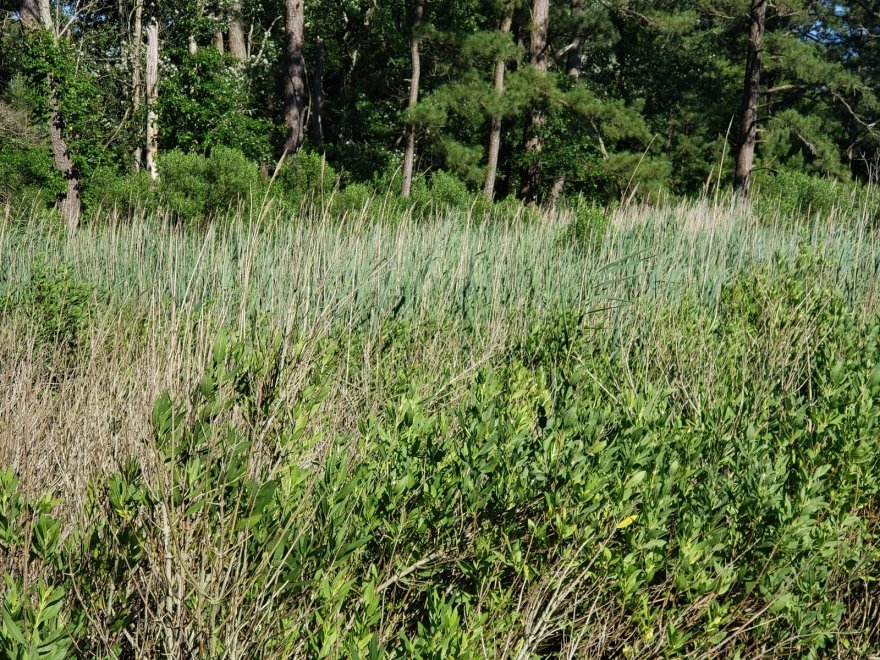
xmin=132 ymin=0 xmax=145 ymax=169
xmin=282 ymin=0 xmax=306 ymax=157
xmin=519 ymin=0 xmax=550 ymax=203
xmin=547 ymin=0 xmax=586 ymax=205
xmin=18 ymin=0 xmax=82 ymax=228
xmin=146 ymin=21 xmax=159 ymax=181
xmin=734 ymin=0 xmax=766 ymax=195
xmin=310 ymin=36 xmax=324 ymax=146
xmin=228 ymin=1 xmax=247 ymax=61
xmin=402 ymin=0 xmax=426 ymax=198
xmin=484 ymin=1 xmax=514 ymax=201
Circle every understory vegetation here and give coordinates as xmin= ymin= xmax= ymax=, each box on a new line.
xmin=1 ymin=198 xmax=879 ymax=657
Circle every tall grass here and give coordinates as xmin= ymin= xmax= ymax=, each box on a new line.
xmin=1 ymin=197 xmax=879 ymax=656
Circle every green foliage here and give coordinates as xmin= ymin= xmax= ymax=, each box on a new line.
xmin=157 ymin=147 xmax=262 ymax=224
xmin=0 ymin=145 xmax=63 ymax=213
xmin=413 ymin=170 xmax=485 ymax=214
xmin=82 ymin=166 xmax=156 ymax=215
xmin=158 ymin=47 xmax=277 ymax=163
xmin=0 ymin=471 xmax=75 ymax=659
xmin=755 ymin=170 xmax=880 ymax=222
xmin=275 ymin=150 xmax=338 ymax=206
xmin=2 ymin=257 xmax=94 ymax=357
xmin=331 ymin=182 xmax=373 ymax=216
xmin=557 ymin=201 xmax=610 ymax=252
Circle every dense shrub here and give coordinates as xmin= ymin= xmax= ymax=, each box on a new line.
xmin=557 ymin=200 xmax=610 ymax=252
xmin=755 ymin=170 xmax=880 ymax=222
xmin=0 ymin=144 xmax=64 ymax=214
xmin=158 ymin=47 xmax=277 ymax=163
xmin=158 ymin=147 xmax=262 ymax=224
xmin=1 ymin=257 xmax=95 ymax=358
xmin=331 ymin=182 xmax=373 ymax=216
xmin=83 ymin=166 xmax=156 ymax=215
xmin=3 ymin=246 xmax=880 ymax=655
xmin=82 ymin=147 xmax=263 ymax=224
xmin=274 ymin=150 xmax=338 ymax=206
xmin=411 ymin=170 xmax=492 ymax=217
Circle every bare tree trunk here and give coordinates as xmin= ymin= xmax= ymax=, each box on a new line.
xmin=484 ymin=1 xmax=514 ymax=201
xmin=132 ymin=0 xmax=144 ymax=169
xmin=214 ymin=30 xmax=225 ymax=52
xmin=734 ymin=0 xmax=766 ymax=196
xmin=146 ymin=21 xmax=160 ymax=181
xmin=282 ymin=0 xmax=306 ymax=157
xmin=20 ymin=0 xmax=81 ymax=228
xmin=519 ymin=0 xmax=550 ymax=204
xmin=38 ymin=0 xmax=51 ymax=33
xmin=309 ymin=37 xmax=325 ymax=146
xmin=20 ymin=0 xmax=51 ymax=32
xmin=19 ymin=0 xmax=42 ymax=29
xmin=402 ymin=0 xmax=426 ymax=198
xmin=49 ymin=108 xmax=81 ymax=228
xmin=228 ymin=2 xmax=248 ymax=62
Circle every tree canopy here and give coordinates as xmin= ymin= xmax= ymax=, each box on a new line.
xmin=1 ymin=0 xmax=878 ymax=221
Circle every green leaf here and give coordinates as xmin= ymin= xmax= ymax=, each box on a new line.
xmin=2 ymin=608 xmax=26 ymax=645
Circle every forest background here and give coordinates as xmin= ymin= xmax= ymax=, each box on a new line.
xmin=2 ymin=0 xmax=880 ymax=226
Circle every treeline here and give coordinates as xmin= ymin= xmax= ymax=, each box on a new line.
xmin=1 ymin=0 xmax=879 ymax=227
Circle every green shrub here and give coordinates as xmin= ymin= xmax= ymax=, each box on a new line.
xmin=86 ymin=151 xmax=262 ymax=222
xmin=158 ymin=46 xmax=276 ymax=163
xmin=755 ymin=170 xmax=880 ymax=222
xmin=331 ymin=182 xmax=373 ymax=216
xmin=275 ymin=150 xmax=338 ymax=206
xmin=557 ymin=201 xmax=610 ymax=252
xmin=3 ymin=257 xmax=95 ymax=357
xmin=0 ymin=144 xmax=65 ymax=214
xmin=82 ymin=166 xmax=156 ymax=215
xmin=411 ymin=170 xmax=491 ymax=216
xmin=157 ymin=147 xmax=262 ymax=224
xmin=155 ymin=150 xmax=211 ymax=222
xmin=0 ymin=470 xmax=74 ymax=659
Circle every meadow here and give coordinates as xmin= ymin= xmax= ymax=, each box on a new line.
xmin=1 ymin=197 xmax=879 ymax=657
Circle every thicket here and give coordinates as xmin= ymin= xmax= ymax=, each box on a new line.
xmin=1 ymin=202 xmax=879 ymax=656
xmin=2 ymin=139 xmax=874 ymax=228
xmin=75 ymin=148 xmax=537 ymax=225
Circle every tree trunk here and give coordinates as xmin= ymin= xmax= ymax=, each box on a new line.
xmin=484 ymin=1 xmax=514 ymax=201
xmin=132 ymin=0 xmax=144 ymax=169
xmin=566 ymin=38 xmax=584 ymax=78
xmin=49 ymin=107 xmax=81 ymax=228
xmin=228 ymin=2 xmax=248 ymax=62
xmin=519 ymin=0 xmax=550 ymax=204
xmin=282 ymin=0 xmax=306 ymax=157
xmin=309 ymin=37 xmax=325 ymax=146
xmin=548 ymin=0 xmax=586 ymax=207
xmin=402 ymin=0 xmax=426 ymax=198
xmin=20 ymin=0 xmax=81 ymax=229
xmin=38 ymin=0 xmax=51 ymax=33
xmin=146 ymin=21 xmax=160 ymax=181
xmin=214 ymin=30 xmax=225 ymax=53
xmin=19 ymin=0 xmax=42 ymax=30
xmin=734 ymin=0 xmax=766 ymax=196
